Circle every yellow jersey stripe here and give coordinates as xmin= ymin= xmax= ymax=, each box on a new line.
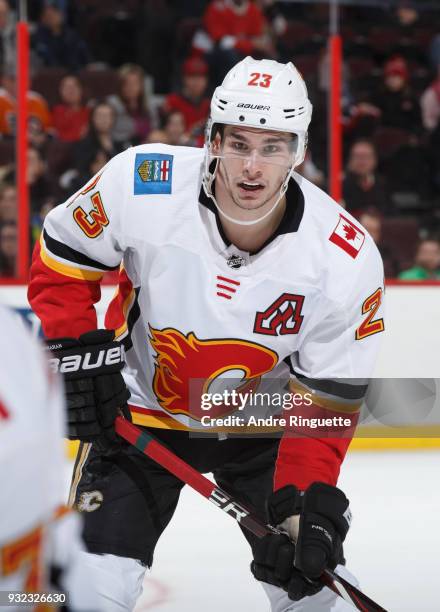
xmin=114 ymin=288 xmax=136 ymax=339
xmin=289 ymin=380 xmax=362 ymax=414
xmin=40 ymin=236 xmax=104 ymax=281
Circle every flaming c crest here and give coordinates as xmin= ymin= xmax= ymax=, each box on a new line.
xmin=149 ymin=327 xmax=278 ymax=419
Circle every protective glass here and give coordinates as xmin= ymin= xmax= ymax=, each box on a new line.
xmin=210 ymin=134 xmax=298 ymax=169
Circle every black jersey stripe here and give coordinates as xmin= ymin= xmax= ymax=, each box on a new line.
xmin=43 ymin=229 xmax=120 ymax=272
xmin=119 ymin=287 xmax=141 ymax=352
xmin=283 ymin=357 xmax=368 ymax=400
xmin=293 ymin=370 xmax=368 ymax=401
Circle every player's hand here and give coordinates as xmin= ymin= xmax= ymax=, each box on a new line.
xmin=274 ymin=483 xmax=350 ymax=584
xmin=46 ymin=329 xmax=131 ymax=450
xmin=252 ymin=482 xmax=351 ymax=601
xmin=251 ymin=532 xmax=323 ymax=601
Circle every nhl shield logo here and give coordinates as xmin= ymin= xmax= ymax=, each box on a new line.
xmin=134 ymin=153 xmax=173 ymax=195
xmin=227 ymin=254 xmax=246 ymax=269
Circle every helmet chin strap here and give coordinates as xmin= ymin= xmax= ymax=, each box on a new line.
xmin=202 ymin=157 xmax=293 ymax=227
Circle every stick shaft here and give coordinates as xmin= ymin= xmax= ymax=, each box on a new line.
xmin=115 ymin=417 xmax=387 ymax=611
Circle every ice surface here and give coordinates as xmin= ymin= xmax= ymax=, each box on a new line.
xmin=134 ymin=451 xmax=440 ymax=612
xmin=66 ymin=451 xmax=440 ymax=611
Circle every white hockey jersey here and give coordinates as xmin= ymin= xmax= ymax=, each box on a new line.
xmin=30 ymin=144 xmax=385 ymax=435
xmin=0 ymin=306 xmax=101 ymax=610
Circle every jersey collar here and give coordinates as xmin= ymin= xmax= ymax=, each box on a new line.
xmin=198 ymin=175 xmax=305 ymax=254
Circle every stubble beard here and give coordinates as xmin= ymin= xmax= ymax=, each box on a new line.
xmin=219 ymin=163 xmax=286 ymax=213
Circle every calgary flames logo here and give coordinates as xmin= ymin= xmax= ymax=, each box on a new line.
xmin=149 ymin=327 xmax=278 ymax=419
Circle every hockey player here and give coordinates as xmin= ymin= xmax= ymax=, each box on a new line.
xmin=0 ymin=305 xmax=101 ymax=611
xmin=29 ymin=57 xmax=385 ymax=611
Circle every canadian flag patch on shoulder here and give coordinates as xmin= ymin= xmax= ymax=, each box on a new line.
xmin=329 ymin=214 xmax=365 ymax=259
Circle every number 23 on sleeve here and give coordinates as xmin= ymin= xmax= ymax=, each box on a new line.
xmin=73 ymin=192 xmax=109 ymax=238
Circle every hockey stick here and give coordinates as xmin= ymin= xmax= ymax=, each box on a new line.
xmin=115 ymin=416 xmax=387 ymax=612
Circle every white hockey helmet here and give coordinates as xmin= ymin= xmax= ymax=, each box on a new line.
xmin=207 ymin=56 xmax=312 ymax=163
xmin=203 ymin=57 xmax=313 ymax=225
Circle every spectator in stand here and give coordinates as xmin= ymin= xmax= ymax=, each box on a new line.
xmin=1 ymin=147 xmax=55 ymax=222
xmin=429 ymin=34 xmax=440 ymax=72
xmin=161 ymin=110 xmax=188 ymax=146
xmin=422 ymin=68 xmax=440 ymax=193
xmin=391 ymin=1 xmax=427 ymax=64
xmin=145 ymin=128 xmax=168 ymax=144
xmin=134 ymin=0 xmax=177 ymax=94
xmin=343 ymin=139 xmax=390 ymax=216
xmin=0 ymin=0 xmax=15 ymax=75
xmin=0 ymin=182 xmax=16 ymax=224
xmin=107 ymin=64 xmax=151 ymax=145
xmin=74 ymin=102 xmax=125 ymax=175
xmin=33 ymin=0 xmax=91 ymax=71
xmin=31 ymin=196 xmax=56 ymax=246
xmin=59 ymin=149 xmax=111 ymax=200
xmin=0 ymin=70 xmax=52 ymax=145
xmin=27 ymin=146 xmax=55 ymax=214
xmin=201 ymin=0 xmax=273 ymax=82
xmin=395 ymin=0 xmax=420 ymax=28
xmin=420 ymin=66 xmax=440 ymax=132
xmin=297 ymin=151 xmax=325 ymax=188
xmin=415 ymin=59 xmax=440 ymax=195
xmin=162 ymin=56 xmax=210 ymax=147
xmin=86 ymin=150 xmax=111 ymax=182
xmin=358 ymin=210 xmax=399 ymax=278
xmin=369 ymin=56 xmax=421 ymax=132
xmin=0 ymin=220 xmax=16 ymax=277
xmin=52 ymin=74 xmax=90 ymax=142
xmin=399 ymin=238 xmax=440 ymax=280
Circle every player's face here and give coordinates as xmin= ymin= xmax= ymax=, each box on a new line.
xmin=213 ymin=126 xmax=294 ymax=213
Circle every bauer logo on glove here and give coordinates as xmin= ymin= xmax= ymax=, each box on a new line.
xmin=46 ymin=329 xmax=131 ymax=448
xmin=48 ymin=344 xmax=125 ymax=376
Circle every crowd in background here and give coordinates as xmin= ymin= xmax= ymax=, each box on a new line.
xmin=1 ymin=0 xmax=440 ymax=280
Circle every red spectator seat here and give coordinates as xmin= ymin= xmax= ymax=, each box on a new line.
xmin=77 ymin=68 xmax=120 ymax=101
xmin=74 ymin=0 xmax=139 ymax=16
xmin=369 ymin=28 xmax=401 ymax=54
xmin=347 ymin=57 xmax=376 ymax=79
xmin=382 ymin=217 xmax=420 ymax=272
xmin=340 ymin=25 xmax=356 ymax=43
xmin=280 ymin=21 xmax=315 ymax=52
xmin=373 ymin=127 xmax=412 ymax=159
xmin=32 ymin=68 xmax=68 ymax=107
xmin=293 ymin=54 xmax=320 ymax=79
xmin=45 ymin=140 xmax=74 ymax=177
xmin=413 ymin=26 xmax=438 ymax=50
xmin=0 ymin=140 xmax=14 ymax=166
xmin=176 ymin=18 xmax=202 ymax=57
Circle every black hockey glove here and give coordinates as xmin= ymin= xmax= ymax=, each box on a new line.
xmin=251 ymin=532 xmax=323 ymax=601
xmin=46 ymin=329 xmax=131 ymax=450
xmin=251 ymin=482 xmax=351 ymax=601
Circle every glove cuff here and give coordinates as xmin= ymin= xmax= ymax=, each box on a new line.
xmin=46 ymin=330 xmax=124 ymax=378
